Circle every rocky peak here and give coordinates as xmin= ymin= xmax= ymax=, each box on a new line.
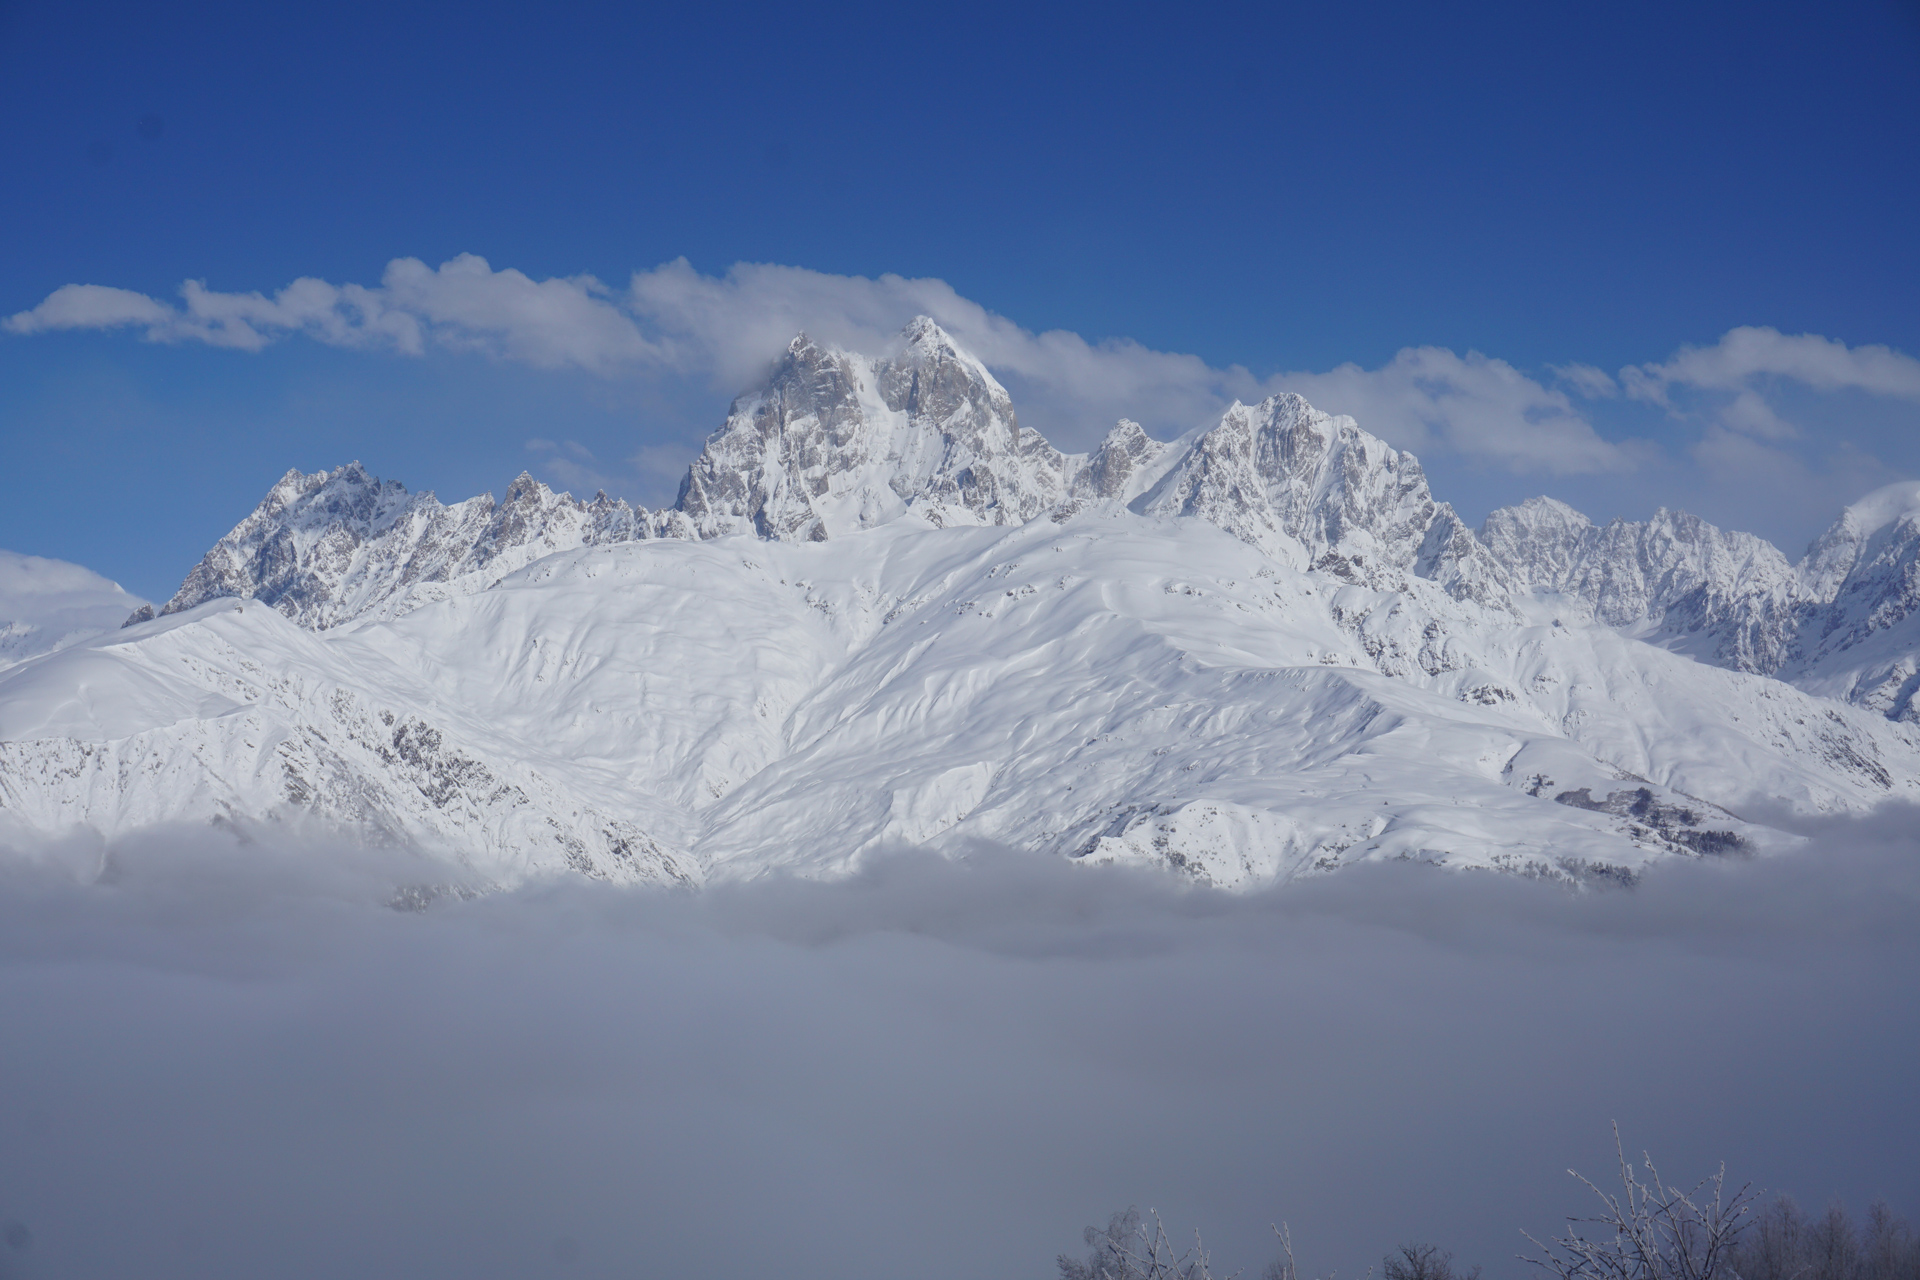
xmin=1799 ymin=480 xmax=1920 ymax=603
xmin=671 ymin=316 xmax=1076 ymax=542
xmin=876 ymin=317 xmax=1011 ymax=424
xmin=1137 ymin=394 xmax=1513 ymax=604
xmin=1478 ymin=496 xmax=1596 ymax=590
xmin=1788 ymin=484 xmax=1920 ymax=719
xmin=1074 ymin=419 xmax=1169 ymax=501
xmin=146 ymin=463 xmax=665 ymax=629
xmin=1479 ymin=498 xmax=1803 ymax=672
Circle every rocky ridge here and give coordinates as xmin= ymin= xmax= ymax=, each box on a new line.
xmin=5 ymin=316 xmax=1914 ymax=890
xmin=142 ymin=318 xmax=1521 ymax=631
xmin=129 ymin=318 xmax=1920 ymax=722
xmin=1479 ymin=483 xmax=1920 ymax=721
xmin=137 ymin=463 xmax=692 ymax=630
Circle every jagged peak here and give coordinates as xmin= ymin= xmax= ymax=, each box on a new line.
xmin=502 ymin=470 xmax=552 ymax=503
xmin=882 ymin=315 xmax=1008 ymax=399
xmin=896 ymin=314 xmax=957 ymax=353
xmin=1097 ymin=418 xmax=1154 ymax=451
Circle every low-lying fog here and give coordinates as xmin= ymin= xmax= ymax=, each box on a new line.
xmin=1 ymin=814 xmax=1916 ymax=1280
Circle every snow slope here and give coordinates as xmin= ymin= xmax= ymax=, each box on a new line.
xmin=6 ymin=513 xmax=1915 ymax=889
xmin=0 ymin=551 xmax=149 ymax=670
xmin=4 ymin=318 xmax=1917 ymax=889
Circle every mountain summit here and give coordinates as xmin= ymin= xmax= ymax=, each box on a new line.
xmin=123 ymin=319 xmax=1920 ymax=726
xmin=677 ymin=317 xmax=1075 ymax=540
xmin=7 ymin=319 xmax=1913 ymax=891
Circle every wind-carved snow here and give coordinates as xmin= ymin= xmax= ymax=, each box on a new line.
xmin=6 ymin=317 xmax=1918 ymax=890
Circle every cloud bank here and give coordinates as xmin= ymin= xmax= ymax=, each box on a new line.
xmin=0 ymin=256 xmax=1691 ymax=475
xmin=0 ymin=819 xmax=1916 ymax=1280
xmin=11 ymin=259 xmax=1920 ymax=532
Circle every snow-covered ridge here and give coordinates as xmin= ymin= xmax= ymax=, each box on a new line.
xmin=121 ymin=318 xmax=1920 ymax=723
xmin=4 ymin=317 xmax=1916 ymax=891
xmin=14 ymin=517 xmax=1919 ymax=892
xmin=133 ymin=462 xmax=693 ymax=630
xmin=141 ymin=318 xmax=1516 ymax=633
xmin=1478 ymin=481 xmax=1920 ymax=722
xmin=133 ymin=318 xmax=1918 ymax=724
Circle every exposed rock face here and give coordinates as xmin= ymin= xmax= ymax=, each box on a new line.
xmin=676 ymin=317 xmax=1076 ymax=540
xmin=1480 ymin=498 xmax=1803 ymax=671
xmin=1136 ymin=394 xmax=1514 ymax=605
xmin=139 ymin=325 xmax=1526 ymax=632
xmin=1480 ymin=484 xmax=1920 ymax=721
xmin=1785 ymin=483 xmax=1920 ymax=722
xmin=1072 ymin=419 xmax=1168 ymax=501
xmin=146 ymin=464 xmax=684 ymax=629
xmin=129 ymin=318 xmax=1919 ymax=730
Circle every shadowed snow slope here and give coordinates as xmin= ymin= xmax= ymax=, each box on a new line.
xmin=5 ymin=319 xmax=1918 ymax=888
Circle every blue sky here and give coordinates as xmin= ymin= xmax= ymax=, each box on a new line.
xmin=2 ymin=0 xmax=1917 ymax=602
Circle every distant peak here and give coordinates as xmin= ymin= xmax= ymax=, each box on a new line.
xmin=1837 ymin=479 xmax=1920 ymax=540
xmin=1512 ymin=495 xmax=1595 ymax=527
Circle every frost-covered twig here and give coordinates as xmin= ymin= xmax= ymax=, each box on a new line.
xmin=1521 ymin=1123 xmax=1754 ymax=1280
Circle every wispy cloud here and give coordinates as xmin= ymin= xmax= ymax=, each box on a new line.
xmin=1277 ymin=347 xmax=1636 ymax=475
xmin=1621 ymin=326 xmax=1920 ymax=407
xmin=9 ymin=261 xmax=1915 ymax=490
xmin=4 ymin=255 xmax=658 ymax=372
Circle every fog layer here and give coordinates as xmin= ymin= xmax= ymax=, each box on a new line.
xmin=1 ymin=817 xmax=1916 ymax=1280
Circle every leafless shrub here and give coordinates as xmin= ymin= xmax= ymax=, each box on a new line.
xmin=1384 ymin=1243 xmax=1481 ymax=1280
xmin=1521 ymin=1123 xmax=1756 ymax=1280
xmin=1263 ymin=1221 xmax=1374 ymax=1280
xmin=1730 ymin=1197 xmax=1920 ymax=1280
xmin=1862 ymin=1202 xmax=1920 ymax=1280
xmin=1058 ymin=1207 xmax=1239 ymax=1280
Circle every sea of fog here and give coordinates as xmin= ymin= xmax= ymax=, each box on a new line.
xmin=1 ymin=812 xmax=1916 ymax=1280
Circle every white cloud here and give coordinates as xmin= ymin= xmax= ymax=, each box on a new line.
xmin=1606 ymin=326 xmax=1920 ymax=470
xmin=1622 ymin=325 xmax=1920 ymax=405
xmin=623 ymin=258 xmax=1250 ymax=438
xmin=622 ymin=260 xmax=1635 ymax=473
xmin=3 ymin=255 xmax=656 ymax=371
xmin=4 ymin=283 xmax=176 ymax=334
xmin=1276 ymin=347 xmax=1634 ymax=476
xmin=1549 ymin=362 xmax=1619 ymax=399
xmin=21 ymin=259 xmax=1914 ymax=486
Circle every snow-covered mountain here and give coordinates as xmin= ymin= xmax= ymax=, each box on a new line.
xmin=133 ymin=462 xmax=690 ymax=630
xmin=3 ymin=318 xmax=1916 ymax=890
xmin=1479 ymin=482 xmax=1920 ymax=722
xmin=0 ymin=551 xmax=150 ymax=669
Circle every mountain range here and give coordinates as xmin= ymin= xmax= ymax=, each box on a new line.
xmin=3 ymin=318 xmax=1917 ymax=889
